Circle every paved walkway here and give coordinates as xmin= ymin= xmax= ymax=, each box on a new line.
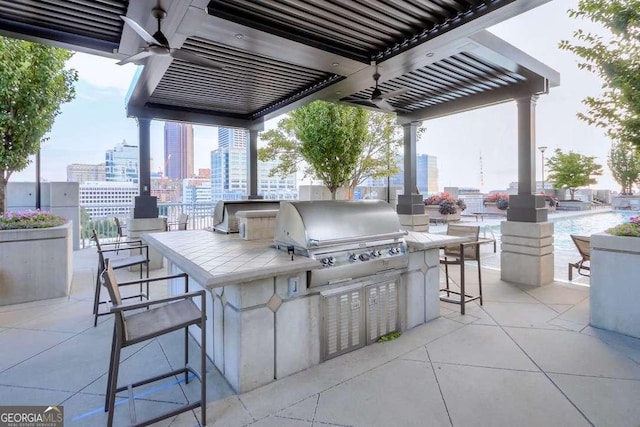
xmin=1 ymin=231 xmax=639 ymax=426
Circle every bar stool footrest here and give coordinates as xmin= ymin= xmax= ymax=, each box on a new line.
xmin=115 ymin=366 xmax=203 ymax=427
xmin=439 ymin=290 xmax=481 ymax=305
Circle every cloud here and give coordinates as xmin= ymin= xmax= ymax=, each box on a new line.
xmin=67 ymin=52 xmax=138 ymax=94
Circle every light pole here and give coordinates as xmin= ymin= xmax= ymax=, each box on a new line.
xmin=538 ymin=146 xmax=547 ymax=194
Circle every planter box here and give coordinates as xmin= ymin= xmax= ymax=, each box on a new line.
xmin=0 ymin=222 xmax=72 ymax=306
xmin=590 ymin=232 xmax=640 ymax=339
xmin=425 ymin=205 xmax=460 ymax=222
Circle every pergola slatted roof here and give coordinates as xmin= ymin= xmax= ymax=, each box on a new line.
xmin=0 ymin=0 xmax=559 ymax=129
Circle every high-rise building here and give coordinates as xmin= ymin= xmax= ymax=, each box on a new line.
xmin=362 ymin=154 xmax=438 ymax=194
xmin=258 ymin=159 xmax=298 ymax=200
xmin=105 ymin=142 xmax=139 ymax=183
xmin=211 ymin=128 xmax=297 ymax=201
xmin=183 ymin=178 xmax=212 ymax=204
xmin=211 ymin=129 xmax=247 ymax=201
xmin=164 ymin=122 xmax=194 ymax=179
xmin=67 ymin=163 xmax=105 ymax=183
xmin=79 ymin=181 xmax=139 ymax=219
xmin=217 ymin=127 xmax=247 ymax=150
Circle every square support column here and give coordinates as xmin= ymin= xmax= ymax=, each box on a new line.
xmin=397 ymin=121 xmax=425 ymax=218
xmin=501 ymin=95 xmax=552 ymax=286
xmin=508 ymin=95 xmax=547 ymax=223
xmin=500 ymin=221 xmax=554 ymax=286
xmin=134 ymin=117 xmax=158 ymax=218
xmin=246 ymin=129 xmax=263 ymax=200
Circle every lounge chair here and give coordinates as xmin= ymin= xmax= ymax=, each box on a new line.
xmin=569 ymin=235 xmax=590 ymax=281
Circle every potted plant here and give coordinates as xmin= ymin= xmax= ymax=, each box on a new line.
xmin=590 ymin=215 xmax=640 ymax=338
xmin=0 ymin=210 xmax=73 ymax=306
xmin=424 ymin=192 xmax=465 ymax=221
xmin=483 ymin=193 xmax=509 ymax=213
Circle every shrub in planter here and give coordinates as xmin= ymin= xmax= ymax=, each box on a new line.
xmin=0 ymin=210 xmax=66 ymax=230
xmin=496 ymin=199 xmax=509 ymax=210
xmin=606 ymin=216 xmax=640 ymax=237
xmin=484 ymin=193 xmax=509 ymax=210
xmin=424 ymin=192 xmax=466 ymax=215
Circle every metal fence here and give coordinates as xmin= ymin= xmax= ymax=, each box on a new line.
xmin=80 ymin=202 xmax=216 ymax=248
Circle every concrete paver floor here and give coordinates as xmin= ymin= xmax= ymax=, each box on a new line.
xmin=0 ymin=238 xmax=638 ymax=426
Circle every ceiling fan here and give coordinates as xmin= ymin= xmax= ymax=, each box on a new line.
xmin=118 ymin=6 xmax=225 ymax=70
xmin=344 ymin=63 xmax=409 ymax=112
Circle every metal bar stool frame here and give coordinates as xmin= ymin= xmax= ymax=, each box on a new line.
xmin=91 ymin=229 xmax=150 ymax=326
xmin=101 ymin=261 xmax=207 ymax=427
xmin=439 ymin=225 xmax=483 ymax=315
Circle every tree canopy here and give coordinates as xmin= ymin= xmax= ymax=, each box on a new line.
xmin=608 ymin=139 xmax=640 ymax=194
xmin=546 ymin=149 xmax=603 ymax=200
xmin=0 ymin=37 xmax=77 ymax=213
xmin=559 ymin=0 xmax=640 ymax=148
xmin=259 ymin=101 xmax=402 ymax=199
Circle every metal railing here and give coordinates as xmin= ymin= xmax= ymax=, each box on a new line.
xmin=80 ymin=202 xmax=217 ymax=248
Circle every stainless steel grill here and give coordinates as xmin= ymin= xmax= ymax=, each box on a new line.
xmin=212 ymin=200 xmax=281 ymax=233
xmin=274 ymin=200 xmax=408 ymax=287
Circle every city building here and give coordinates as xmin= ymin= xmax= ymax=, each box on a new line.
xmin=151 ymin=177 xmax=182 ymax=203
xmin=183 ymin=178 xmax=212 ymax=204
xmin=164 ymin=122 xmax=194 ymax=179
xmin=67 ymin=163 xmax=105 ymax=183
xmin=196 ymin=168 xmax=211 ymax=179
xmin=211 ymin=128 xmax=297 ymax=201
xmin=105 ymin=141 xmax=139 ymax=184
xmin=362 ymin=154 xmax=438 ymax=195
xmin=211 ymin=128 xmax=247 ymax=201
xmin=258 ymin=159 xmax=298 ymax=200
xmin=79 ymin=181 xmax=138 ymax=219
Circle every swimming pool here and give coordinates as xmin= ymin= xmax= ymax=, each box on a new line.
xmin=486 ymin=211 xmax=638 ymax=251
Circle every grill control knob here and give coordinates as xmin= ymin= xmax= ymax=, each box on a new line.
xmin=349 ymin=253 xmax=357 ymax=262
xmin=370 ymin=251 xmax=378 ymax=258
xmin=321 ymin=257 xmax=329 ymax=265
xmin=359 ymin=253 xmax=370 ymax=261
xmin=388 ymin=248 xmax=395 ymax=255
xmin=328 ymin=256 xmax=336 ymax=265
xmin=376 ymin=250 xmax=382 ymax=256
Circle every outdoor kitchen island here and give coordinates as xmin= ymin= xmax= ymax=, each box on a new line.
xmin=143 ymin=201 xmax=469 ymax=393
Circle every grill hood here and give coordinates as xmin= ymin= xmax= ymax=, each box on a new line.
xmin=274 ymin=200 xmax=405 ymax=252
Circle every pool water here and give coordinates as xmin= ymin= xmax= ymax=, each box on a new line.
xmin=486 ymin=211 xmax=638 ymax=251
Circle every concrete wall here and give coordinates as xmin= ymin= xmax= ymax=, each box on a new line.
xmin=0 ymin=222 xmax=72 ymax=305
xmin=7 ymin=182 xmax=80 ymax=250
xmin=590 ymin=233 xmax=640 ymax=339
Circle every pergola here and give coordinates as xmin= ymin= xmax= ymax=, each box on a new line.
xmin=0 ymin=0 xmax=560 ymax=285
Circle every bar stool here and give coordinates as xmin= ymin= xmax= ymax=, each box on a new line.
xmin=439 ymin=224 xmax=483 ymax=315
xmin=91 ymin=229 xmax=150 ymax=326
xmin=101 ymin=261 xmax=207 ymax=426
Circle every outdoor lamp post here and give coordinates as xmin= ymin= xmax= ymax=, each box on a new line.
xmin=538 ymin=146 xmax=547 ymax=194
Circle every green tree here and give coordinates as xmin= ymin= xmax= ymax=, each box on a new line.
xmin=80 ymin=207 xmax=91 ymax=246
xmin=258 ymin=101 xmax=368 ymax=199
xmin=608 ymin=139 xmax=640 ymax=194
xmin=0 ymin=37 xmax=77 ymax=213
xmin=559 ymin=0 xmax=640 ymax=148
xmin=546 ymin=149 xmax=603 ymax=200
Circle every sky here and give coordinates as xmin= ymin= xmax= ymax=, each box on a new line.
xmin=11 ymin=0 xmax=620 ymax=192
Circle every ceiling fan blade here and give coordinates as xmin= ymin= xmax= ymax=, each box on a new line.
xmin=170 ymin=49 xmax=225 ymax=70
xmin=372 ymin=98 xmax=396 ymax=112
xmin=121 ymin=15 xmax=161 ymax=45
xmin=117 ymin=49 xmax=153 ymax=65
xmin=380 ymin=87 xmax=409 ymax=99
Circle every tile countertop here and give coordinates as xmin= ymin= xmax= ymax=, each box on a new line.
xmin=142 ymin=230 xmax=472 ymax=289
xmin=405 ymin=231 xmax=473 ymax=250
xmin=142 ymin=230 xmax=320 ymax=289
